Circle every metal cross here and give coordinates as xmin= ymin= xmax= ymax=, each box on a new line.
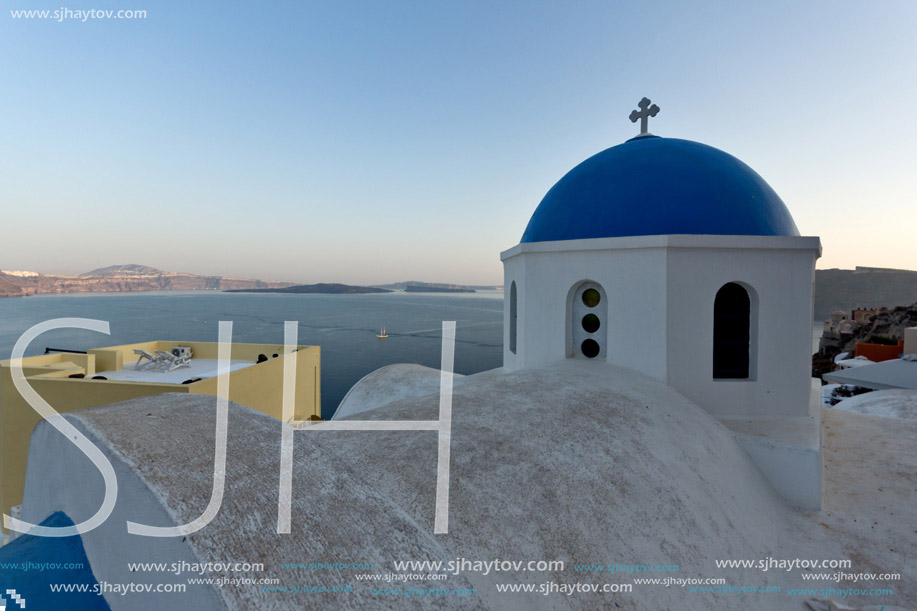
xmin=629 ymin=97 xmax=660 ymax=135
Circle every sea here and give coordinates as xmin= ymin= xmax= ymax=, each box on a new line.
xmin=0 ymin=290 xmax=504 ymax=419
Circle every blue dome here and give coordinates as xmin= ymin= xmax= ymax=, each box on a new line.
xmin=521 ymin=136 xmax=799 ymax=243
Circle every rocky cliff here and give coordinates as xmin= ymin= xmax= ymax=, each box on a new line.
xmin=814 ymin=267 xmax=917 ymax=320
xmin=0 ymin=264 xmax=292 ymax=297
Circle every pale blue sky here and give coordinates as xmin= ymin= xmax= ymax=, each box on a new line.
xmin=1 ymin=0 xmax=914 ymax=284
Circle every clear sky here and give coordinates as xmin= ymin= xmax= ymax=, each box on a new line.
xmin=1 ymin=0 xmax=914 ymax=284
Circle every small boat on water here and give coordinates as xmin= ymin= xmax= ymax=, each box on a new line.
xmin=376 ymin=327 xmax=389 ymax=339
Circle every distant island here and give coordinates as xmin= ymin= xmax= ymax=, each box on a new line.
xmin=375 ymin=281 xmax=498 ymax=291
xmin=404 ymin=284 xmax=475 ymax=293
xmin=0 ymin=264 xmax=293 ymax=298
xmin=225 ymin=283 xmax=391 ymax=295
xmin=0 ymin=265 xmax=503 ymax=299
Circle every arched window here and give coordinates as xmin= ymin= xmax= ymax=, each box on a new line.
xmin=713 ymin=282 xmax=752 ymax=379
xmin=569 ymin=281 xmax=607 ymax=359
xmin=509 ymin=281 xmax=517 ymax=354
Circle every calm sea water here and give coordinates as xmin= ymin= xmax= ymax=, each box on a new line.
xmin=0 ymin=291 xmax=504 ymax=419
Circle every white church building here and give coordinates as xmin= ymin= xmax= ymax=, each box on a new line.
xmin=502 ymin=99 xmax=823 ymax=508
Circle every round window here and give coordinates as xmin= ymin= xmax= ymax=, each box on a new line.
xmin=581 ymin=288 xmax=601 ymax=307
xmin=581 ymin=313 xmax=601 ymax=333
xmin=581 ymin=339 xmax=600 ymax=358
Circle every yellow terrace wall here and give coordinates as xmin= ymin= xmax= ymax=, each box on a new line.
xmin=0 ymin=341 xmax=320 ymax=532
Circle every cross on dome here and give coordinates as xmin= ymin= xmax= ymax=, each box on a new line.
xmin=629 ymin=97 xmax=660 ymax=135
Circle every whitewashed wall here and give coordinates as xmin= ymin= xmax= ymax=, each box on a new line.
xmin=502 ymin=235 xmax=820 ymax=421
xmin=502 ymin=236 xmax=668 ymax=378
xmin=665 ymin=236 xmax=820 ymax=419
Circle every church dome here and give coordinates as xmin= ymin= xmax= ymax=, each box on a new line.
xmin=521 ymin=135 xmax=799 ymax=243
